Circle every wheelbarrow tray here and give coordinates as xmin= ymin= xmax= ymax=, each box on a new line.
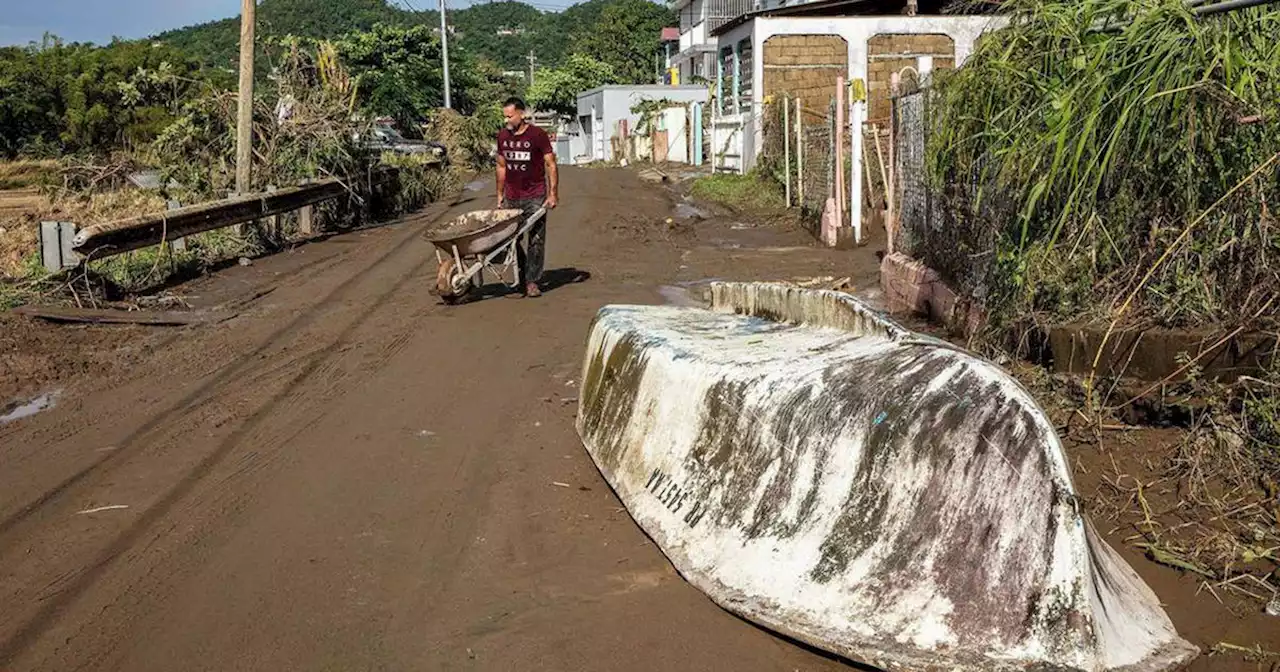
xmin=426 ymin=208 xmax=526 ymax=256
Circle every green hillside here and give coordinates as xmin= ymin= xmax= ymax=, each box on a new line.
xmin=156 ymin=0 xmax=673 ymax=77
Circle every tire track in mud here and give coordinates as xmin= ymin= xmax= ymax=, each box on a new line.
xmin=0 ymin=204 xmax=453 ymax=543
xmin=0 ymin=217 xmax=445 ymax=668
xmin=0 ymin=220 xmax=373 ymax=465
xmin=42 ymin=296 xmax=447 ymax=672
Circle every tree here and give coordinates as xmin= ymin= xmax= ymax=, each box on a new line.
xmin=156 ymin=0 xmax=677 ymax=80
xmin=336 ymin=24 xmax=446 ymax=128
xmin=158 ymin=0 xmax=403 ymax=68
xmin=334 ymin=24 xmax=522 ymax=128
xmin=0 ymin=37 xmax=202 ymax=157
xmin=443 ymin=2 xmax=546 ymax=71
xmin=526 ymin=54 xmax=617 ymax=116
xmin=566 ymin=0 xmax=673 ymax=84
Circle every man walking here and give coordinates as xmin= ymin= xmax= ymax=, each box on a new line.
xmin=496 ymin=97 xmax=558 ymax=298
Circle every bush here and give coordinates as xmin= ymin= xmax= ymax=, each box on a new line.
xmin=926 ymin=0 xmax=1280 ymax=331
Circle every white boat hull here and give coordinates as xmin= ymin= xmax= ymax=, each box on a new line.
xmin=576 ymin=282 xmax=1197 ymax=672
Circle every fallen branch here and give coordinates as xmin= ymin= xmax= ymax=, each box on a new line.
xmin=13 ymin=304 xmax=237 ymax=326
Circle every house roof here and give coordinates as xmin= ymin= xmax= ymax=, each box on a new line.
xmin=710 ymin=0 xmax=958 ymax=36
xmin=577 ymin=84 xmax=710 ymax=99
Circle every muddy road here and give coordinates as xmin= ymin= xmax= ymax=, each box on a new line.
xmin=0 ymin=168 xmax=861 ymax=671
xmin=0 ymin=167 xmax=1272 ymax=671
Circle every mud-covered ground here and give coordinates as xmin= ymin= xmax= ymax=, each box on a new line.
xmin=0 ymin=167 xmax=1275 ymax=671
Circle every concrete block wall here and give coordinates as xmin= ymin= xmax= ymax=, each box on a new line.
xmin=762 ymin=35 xmax=849 ymax=116
xmin=866 ymin=34 xmax=955 ymax=121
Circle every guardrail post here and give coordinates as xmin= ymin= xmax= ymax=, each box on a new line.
xmin=40 ymin=221 xmax=62 ymax=273
xmin=40 ymin=221 xmax=81 ymax=273
xmin=299 ymin=204 xmax=315 ymax=237
xmin=298 ymin=178 xmax=315 ymax=237
xmin=167 ymin=200 xmax=187 ymax=253
xmin=265 ymin=185 xmax=280 ymax=239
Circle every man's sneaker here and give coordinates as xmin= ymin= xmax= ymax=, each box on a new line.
xmin=525 ymin=282 xmax=542 ymax=298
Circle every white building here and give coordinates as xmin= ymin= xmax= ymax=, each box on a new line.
xmin=671 ymin=0 xmax=758 ymax=84
xmin=567 ymin=85 xmax=710 ymax=164
xmin=709 ymin=0 xmax=1007 ymax=243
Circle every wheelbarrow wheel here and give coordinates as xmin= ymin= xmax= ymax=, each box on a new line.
xmin=435 ymin=256 xmax=465 ymax=303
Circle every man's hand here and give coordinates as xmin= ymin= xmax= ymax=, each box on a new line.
xmin=495 ymin=153 xmax=506 ymax=210
xmin=544 ymin=153 xmax=558 ymax=211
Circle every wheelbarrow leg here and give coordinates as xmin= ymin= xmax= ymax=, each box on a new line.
xmin=511 ymin=241 xmax=521 ymax=291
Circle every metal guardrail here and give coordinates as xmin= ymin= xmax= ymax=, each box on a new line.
xmin=69 ymin=169 xmax=396 ymax=261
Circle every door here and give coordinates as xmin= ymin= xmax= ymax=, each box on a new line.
xmin=591 ymin=106 xmax=605 ymax=160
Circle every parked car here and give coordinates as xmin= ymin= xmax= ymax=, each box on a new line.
xmin=360 ymin=125 xmax=448 ymax=163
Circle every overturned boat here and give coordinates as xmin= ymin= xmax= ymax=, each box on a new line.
xmin=577 ymin=282 xmax=1197 ymax=672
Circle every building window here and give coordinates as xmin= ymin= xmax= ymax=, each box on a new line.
xmin=737 ymin=38 xmax=753 ymax=111
xmin=718 ymin=46 xmax=734 ymax=114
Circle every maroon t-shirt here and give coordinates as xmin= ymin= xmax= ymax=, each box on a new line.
xmin=498 ymin=124 xmax=554 ymax=200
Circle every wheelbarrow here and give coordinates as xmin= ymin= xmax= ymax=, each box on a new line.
xmin=425 ymin=207 xmax=547 ymax=303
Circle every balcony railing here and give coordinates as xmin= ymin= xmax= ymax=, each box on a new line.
xmin=706 ymin=0 xmax=755 ymax=32
xmin=679 ymin=0 xmax=755 ymax=36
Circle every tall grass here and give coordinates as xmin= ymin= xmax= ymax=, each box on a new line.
xmin=690 ymin=173 xmax=786 ymax=211
xmin=0 ymin=160 xmax=59 ymax=190
xmin=927 ymin=0 xmax=1280 ymax=330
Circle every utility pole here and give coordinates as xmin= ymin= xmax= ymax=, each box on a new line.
xmin=527 ymin=50 xmax=537 ymax=86
xmin=439 ymin=0 xmax=452 ymax=109
xmin=235 ymin=0 xmax=255 ymax=195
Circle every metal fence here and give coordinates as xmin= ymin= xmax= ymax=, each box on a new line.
xmin=894 ymin=89 xmax=933 ymax=256
xmin=760 ymin=96 xmax=837 ymax=220
xmin=802 ymin=101 xmax=837 ymax=218
xmin=891 ymin=88 xmax=1004 ymax=299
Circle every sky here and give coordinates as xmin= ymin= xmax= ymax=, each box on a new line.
xmin=0 ymin=0 xmax=241 ymax=46
xmin=0 ymin=0 xmax=577 ymax=47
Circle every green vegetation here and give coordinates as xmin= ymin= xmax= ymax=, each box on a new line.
xmin=333 ymin=24 xmax=455 ymax=128
xmin=425 ymin=108 xmax=504 ymax=171
xmin=0 ymin=160 xmax=58 ymax=190
xmin=562 ymin=0 xmax=677 ymax=84
xmin=923 ymin=0 xmax=1280 ymax=607
xmin=155 ymin=0 xmax=674 ymax=79
xmin=0 ymin=0 xmax=677 ymax=305
xmin=527 ymin=55 xmax=618 ymax=116
xmin=0 ymin=32 xmax=472 ymax=299
xmin=156 ymin=0 xmax=406 ymax=71
xmin=146 ymin=37 xmax=369 ymax=202
xmin=927 ymin=0 xmax=1280 ymax=332
xmin=88 ymin=231 xmax=250 ymax=294
xmin=0 ymin=0 xmax=675 ymax=161
xmin=0 ymin=252 xmax=48 ymax=309
xmin=690 ymin=173 xmax=786 ymax=211
xmin=0 ymin=38 xmax=205 ymax=157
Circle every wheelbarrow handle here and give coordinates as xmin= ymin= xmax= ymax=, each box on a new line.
xmin=513 ymin=208 xmax=548 ymax=238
